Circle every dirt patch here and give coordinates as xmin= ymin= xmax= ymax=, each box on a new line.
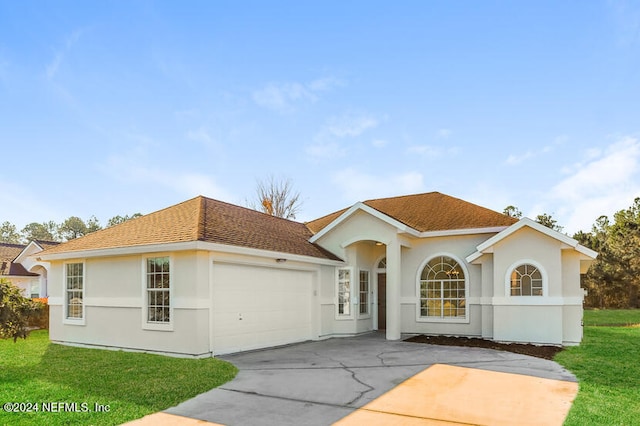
xmin=405 ymin=335 xmax=563 ymax=360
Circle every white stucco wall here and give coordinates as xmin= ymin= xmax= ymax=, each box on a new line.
xmin=489 ymin=226 xmax=584 ymax=345
xmin=399 ymin=234 xmax=492 ymax=337
xmin=4 ymin=276 xmax=40 ymax=298
xmin=47 ymin=247 xmax=340 ymax=356
xmin=47 ymin=250 xmax=212 ymax=357
xmin=314 ymin=212 xmax=587 ymax=346
xmin=313 ymin=209 xmax=512 ymax=339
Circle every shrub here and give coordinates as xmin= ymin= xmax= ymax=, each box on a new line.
xmin=0 ymin=278 xmax=44 ymax=341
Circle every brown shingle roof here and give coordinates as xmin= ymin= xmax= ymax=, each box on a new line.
xmin=39 ymin=197 xmax=341 ymax=261
xmin=0 ymin=243 xmax=37 ymax=276
xmin=305 ymin=192 xmax=518 ymax=234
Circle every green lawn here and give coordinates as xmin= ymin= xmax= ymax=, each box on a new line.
xmin=555 ymin=309 xmax=640 ymax=425
xmin=0 ymin=330 xmax=237 ymax=425
xmin=583 ymin=308 xmax=640 ymax=326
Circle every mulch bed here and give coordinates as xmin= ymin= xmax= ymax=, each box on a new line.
xmin=405 ymin=335 xmax=563 ymax=360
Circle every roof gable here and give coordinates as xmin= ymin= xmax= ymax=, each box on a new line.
xmin=38 ymin=196 xmax=340 ymax=261
xmin=306 ymin=192 xmax=517 ymax=237
xmin=0 ymin=242 xmax=39 ymax=277
xmin=309 ymin=202 xmax=421 ymax=244
xmin=466 ymin=217 xmax=598 ymax=263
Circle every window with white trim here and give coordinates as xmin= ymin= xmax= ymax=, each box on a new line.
xmin=419 ymin=255 xmax=466 ymax=318
xmin=359 ymin=270 xmax=369 ymax=315
xmin=65 ymin=263 xmax=84 ymax=319
xmin=337 ymin=268 xmax=351 ymax=316
xmin=510 ymin=264 xmax=543 ymax=296
xmin=146 ymin=257 xmax=171 ymax=323
xmin=30 ymin=280 xmax=40 ymax=298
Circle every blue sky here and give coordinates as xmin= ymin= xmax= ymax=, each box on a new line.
xmin=1 ymin=1 xmax=639 ymax=235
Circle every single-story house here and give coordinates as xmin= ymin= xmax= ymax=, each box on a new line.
xmin=27 ymin=192 xmax=597 ymax=357
xmin=1 ymin=241 xmax=57 ymax=298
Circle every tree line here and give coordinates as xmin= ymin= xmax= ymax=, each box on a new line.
xmin=0 ymin=214 xmax=142 ymax=244
xmin=504 ymin=201 xmax=640 ymax=309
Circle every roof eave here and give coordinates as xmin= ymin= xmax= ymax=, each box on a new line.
xmin=37 ymin=240 xmax=345 ymax=265
xmin=419 ymin=226 xmax=510 ymax=238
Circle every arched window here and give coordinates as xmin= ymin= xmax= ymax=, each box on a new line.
xmin=419 ymin=255 xmax=466 ymax=318
xmin=510 ymin=264 xmax=543 ymax=296
xmin=377 ymin=257 xmax=387 ymax=269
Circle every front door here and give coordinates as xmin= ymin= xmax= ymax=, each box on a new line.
xmin=378 ymin=273 xmax=387 ymax=330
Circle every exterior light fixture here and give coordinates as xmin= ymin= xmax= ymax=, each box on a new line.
xmin=276 ymin=258 xmax=287 ymax=263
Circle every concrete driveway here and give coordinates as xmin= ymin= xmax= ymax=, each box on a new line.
xmin=139 ymin=333 xmax=577 ymax=425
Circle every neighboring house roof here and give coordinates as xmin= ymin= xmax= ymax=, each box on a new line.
xmin=0 ymin=242 xmax=50 ymax=277
xmin=38 ymin=196 xmax=341 ymax=261
xmin=306 ymin=192 xmax=518 ymax=234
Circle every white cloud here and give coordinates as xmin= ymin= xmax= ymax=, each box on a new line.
xmin=331 ymin=168 xmax=424 ymax=201
xmin=546 ymin=136 xmax=640 ymax=233
xmin=101 ymin=135 xmax=231 ymax=200
xmin=372 ymin=139 xmax=388 ymax=148
xmin=45 ymin=29 xmax=83 ymax=81
xmin=308 ymin=77 xmax=344 ymax=92
xmin=253 ymin=77 xmax=343 ymax=113
xmin=306 ymin=111 xmax=378 ymax=160
xmin=506 ymin=150 xmax=534 ymax=165
xmin=505 ymin=137 xmax=563 ymax=165
xmin=305 ymin=141 xmax=347 ymax=159
xmin=407 ymin=145 xmax=441 ymax=157
xmin=436 ymin=128 xmax=452 ymax=139
xmin=406 ymin=145 xmax=459 ymax=158
xmin=186 ymin=127 xmax=215 ymax=147
xmin=326 ymin=112 xmax=378 ymax=138
xmin=0 ymin=179 xmax=62 ymax=229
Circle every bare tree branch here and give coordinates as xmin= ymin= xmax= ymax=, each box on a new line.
xmin=249 ymin=176 xmax=303 ymax=219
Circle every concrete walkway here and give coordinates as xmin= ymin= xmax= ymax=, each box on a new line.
xmin=128 ymin=333 xmax=577 ymax=425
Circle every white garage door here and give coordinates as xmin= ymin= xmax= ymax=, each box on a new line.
xmin=211 ymin=263 xmax=313 ymax=355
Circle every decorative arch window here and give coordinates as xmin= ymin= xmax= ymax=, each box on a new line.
xmin=419 ymin=255 xmax=466 ymax=318
xmin=510 ymin=264 xmax=543 ymax=296
xmin=377 ymin=257 xmax=387 ymax=269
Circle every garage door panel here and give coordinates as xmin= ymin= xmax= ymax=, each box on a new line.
xmin=212 ymin=263 xmax=312 ymax=354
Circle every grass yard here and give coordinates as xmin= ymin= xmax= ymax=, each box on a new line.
xmin=582 ymin=308 xmax=640 ymax=326
xmin=0 ymin=330 xmax=237 ymax=425
xmin=555 ymin=309 xmax=640 ymax=425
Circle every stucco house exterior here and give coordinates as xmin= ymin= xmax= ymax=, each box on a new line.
xmin=1 ymin=241 xmax=57 ymax=298
xmin=27 ymin=192 xmax=597 ymax=357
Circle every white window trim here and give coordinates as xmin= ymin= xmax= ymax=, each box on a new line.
xmin=415 ymin=253 xmax=470 ymax=324
xmin=358 ymin=268 xmax=371 ymax=318
xmin=142 ymin=255 xmax=174 ymax=331
xmin=374 ymin=255 xmax=387 ymax=271
xmin=336 ymin=267 xmax=354 ymax=320
xmin=504 ymin=259 xmax=549 ymax=299
xmin=63 ymin=260 xmax=86 ymax=326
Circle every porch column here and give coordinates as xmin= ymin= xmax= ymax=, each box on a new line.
xmin=386 ymin=238 xmax=402 ymax=340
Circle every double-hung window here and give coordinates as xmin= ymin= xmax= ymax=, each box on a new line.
xmin=146 ymin=257 xmax=171 ymax=325
xmin=337 ymin=268 xmax=351 ymax=317
xmin=65 ymin=262 xmax=84 ymax=322
xmin=359 ymin=270 xmax=369 ymax=315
